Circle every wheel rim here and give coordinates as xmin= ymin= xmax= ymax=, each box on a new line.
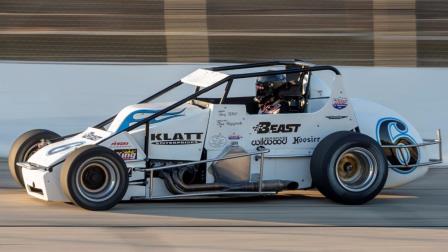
xmin=335 ymin=147 xmax=378 ymax=192
xmin=75 ymin=157 xmax=120 ymax=202
xmin=23 ymin=143 xmax=40 ymax=161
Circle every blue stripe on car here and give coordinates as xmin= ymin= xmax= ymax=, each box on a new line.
xmin=117 ymin=108 xmax=186 ymax=132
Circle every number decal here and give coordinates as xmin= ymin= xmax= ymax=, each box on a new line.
xmin=376 ymin=118 xmax=419 ymax=173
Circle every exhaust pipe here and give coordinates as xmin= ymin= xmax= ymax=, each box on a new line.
xmin=227 ymin=180 xmax=298 ymax=192
xmin=159 ymin=170 xmax=184 ymax=195
xmin=172 ymin=168 xmax=229 ymax=192
xmin=162 ymin=167 xmax=298 ymax=194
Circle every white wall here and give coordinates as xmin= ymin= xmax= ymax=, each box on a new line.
xmin=1 ymin=62 xmax=447 ymax=162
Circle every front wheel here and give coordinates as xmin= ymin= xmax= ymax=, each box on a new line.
xmin=8 ymin=129 xmax=61 ymax=187
xmin=60 ymin=145 xmax=129 ymax=211
xmin=310 ymin=131 xmax=388 ymax=205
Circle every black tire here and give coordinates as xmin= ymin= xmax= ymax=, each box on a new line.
xmin=8 ymin=129 xmax=61 ymax=187
xmin=310 ymin=131 xmax=388 ymax=205
xmin=60 ymin=145 xmax=129 ymax=211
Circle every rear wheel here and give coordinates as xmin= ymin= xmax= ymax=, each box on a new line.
xmin=311 ymin=131 xmax=388 ymax=204
xmin=8 ymin=129 xmax=60 ymax=187
xmin=60 ymin=145 xmax=129 ymax=211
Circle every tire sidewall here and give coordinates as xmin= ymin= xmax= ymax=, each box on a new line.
xmin=311 ymin=132 xmax=388 ymax=204
xmin=61 ymin=145 xmax=129 ymax=211
xmin=327 ymin=138 xmax=387 ymax=203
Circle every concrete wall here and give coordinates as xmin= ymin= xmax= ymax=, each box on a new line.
xmin=0 ymin=62 xmax=447 ymax=162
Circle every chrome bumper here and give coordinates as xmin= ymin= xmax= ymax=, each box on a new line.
xmin=381 ymin=129 xmax=443 ymax=169
xmin=17 ymin=162 xmax=49 ymax=171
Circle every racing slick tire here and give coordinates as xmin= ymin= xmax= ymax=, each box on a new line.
xmin=8 ymin=129 xmax=61 ymax=188
xmin=310 ymin=131 xmax=388 ymax=205
xmin=60 ymin=145 xmax=129 ymax=211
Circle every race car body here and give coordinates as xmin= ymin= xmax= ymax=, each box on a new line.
xmin=9 ymin=61 xmax=442 ymax=210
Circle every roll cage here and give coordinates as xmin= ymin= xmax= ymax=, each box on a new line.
xmin=50 ymin=60 xmax=341 ymax=168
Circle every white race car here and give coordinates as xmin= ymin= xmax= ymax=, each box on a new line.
xmin=8 ymin=61 xmax=442 ymax=210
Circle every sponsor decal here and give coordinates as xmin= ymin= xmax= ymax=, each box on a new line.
xmin=82 ymin=132 xmax=102 ymax=141
xmin=117 ymin=108 xmax=186 ymax=132
xmin=115 ymin=149 xmax=137 ymax=160
xmin=209 ymin=133 xmax=227 ymax=148
xmin=230 ymin=141 xmax=240 ymax=146
xmin=48 ymin=141 xmax=85 ymax=155
xmin=376 ymin=117 xmax=419 ymax=173
xmin=111 ymin=141 xmax=129 ymax=147
xmin=218 ymin=110 xmax=226 ymax=117
xmin=228 ymin=133 xmax=243 ymax=140
xmin=292 ymin=136 xmax=320 ymax=144
xmin=326 ymin=115 xmax=348 ymax=120
xmin=251 ymin=137 xmax=287 ymax=146
xmin=253 ymin=122 xmax=301 ymax=134
xmin=226 ymin=121 xmax=242 ymax=127
xmin=332 ymin=97 xmax=348 ymax=110
xmin=151 ymin=132 xmax=203 ymax=145
xmin=218 ymin=110 xmax=238 ymax=117
xmin=217 ymin=119 xmax=243 ymax=128
xmin=217 ymin=120 xmax=226 ymax=127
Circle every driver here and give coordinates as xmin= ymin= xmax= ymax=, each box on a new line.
xmin=254 ymin=74 xmax=288 ymax=114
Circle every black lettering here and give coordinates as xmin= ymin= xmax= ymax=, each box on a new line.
xmin=290 ymin=124 xmax=300 ymax=132
xmin=292 ymin=136 xmax=320 ymax=144
xmin=150 ymin=132 xmax=204 ymax=145
xmin=271 ymin=124 xmax=280 ymax=133
xmin=184 ymin=132 xmax=193 ymax=140
xmin=259 ymin=122 xmax=270 ymax=133
xmin=172 ymin=133 xmax=183 ymax=140
xmin=254 ymin=122 xmax=301 ymax=134
xmin=194 ymin=133 xmax=203 ymax=140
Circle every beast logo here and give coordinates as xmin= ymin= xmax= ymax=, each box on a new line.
xmin=253 ymin=122 xmax=301 ymax=134
xmin=376 ymin=118 xmax=419 ymax=173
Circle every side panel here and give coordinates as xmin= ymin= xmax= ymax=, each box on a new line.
xmin=147 ymin=108 xmax=210 ymax=161
xmin=249 ymin=156 xmax=313 ymax=188
xmin=100 ymin=132 xmax=146 ymax=162
xmin=351 ymin=98 xmax=430 ymax=188
xmin=205 ymin=76 xmax=359 ymax=188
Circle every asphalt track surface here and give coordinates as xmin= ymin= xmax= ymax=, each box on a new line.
xmin=1 ymin=160 xmax=447 ymax=251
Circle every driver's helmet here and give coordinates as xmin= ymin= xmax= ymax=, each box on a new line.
xmin=254 ymin=73 xmax=287 ymax=104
